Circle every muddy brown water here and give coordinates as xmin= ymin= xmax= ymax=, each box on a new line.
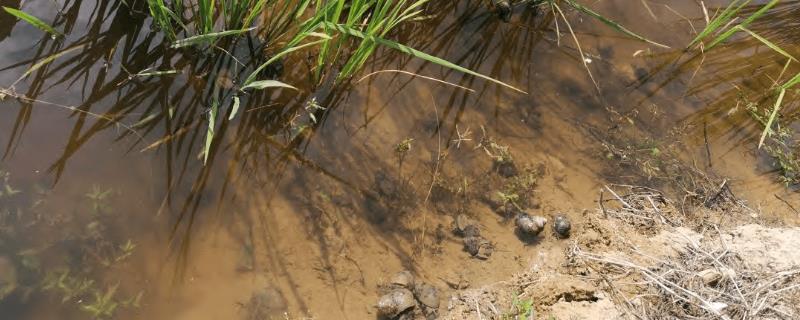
xmin=0 ymin=0 xmax=799 ymax=319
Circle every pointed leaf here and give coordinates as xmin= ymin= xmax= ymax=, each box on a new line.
xmin=240 ymin=80 xmax=298 ymax=91
xmin=229 ymin=95 xmax=241 ymax=120
xmin=322 ymin=22 xmax=526 ymax=93
xmin=3 ymin=6 xmax=61 ymax=36
xmin=203 ymin=100 xmax=218 ymax=164
xmin=758 ymin=88 xmax=786 ymax=149
xmin=171 ymin=28 xmax=254 ymax=48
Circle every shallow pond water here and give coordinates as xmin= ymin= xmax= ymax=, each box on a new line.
xmin=1 ymin=0 xmax=799 ymax=319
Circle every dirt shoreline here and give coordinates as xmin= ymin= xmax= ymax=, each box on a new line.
xmin=440 ymin=190 xmax=800 ymax=320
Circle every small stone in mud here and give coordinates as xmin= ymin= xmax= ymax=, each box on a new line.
xmin=244 ymin=286 xmax=288 ymax=320
xmin=553 ymin=214 xmax=572 ymax=239
xmin=391 ymin=270 xmax=415 ymax=289
xmin=377 ymin=288 xmax=417 ymax=318
xmin=516 ymin=213 xmax=547 ymax=236
xmin=463 ymin=236 xmax=494 ymax=260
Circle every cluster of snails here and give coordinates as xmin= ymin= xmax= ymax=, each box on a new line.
xmin=376 ymin=271 xmax=440 ymax=319
xmin=515 ymin=213 xmax=571 ymax=239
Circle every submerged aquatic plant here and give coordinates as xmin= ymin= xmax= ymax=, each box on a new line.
xmin=0 ymin=172 xmax=144 ymax=319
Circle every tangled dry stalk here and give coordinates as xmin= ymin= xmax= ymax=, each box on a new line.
xmin=573 ymin=185 xmax=800 ymax=319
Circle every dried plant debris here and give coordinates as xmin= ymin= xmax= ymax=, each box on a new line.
xmin=600 ymin=184 xmax=757 ymax=234
xmin=570 ymin=232 xmax=800 ymax=320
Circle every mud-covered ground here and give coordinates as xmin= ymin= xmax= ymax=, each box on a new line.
xmin=442 ymin=192 xmax=800 ymax=320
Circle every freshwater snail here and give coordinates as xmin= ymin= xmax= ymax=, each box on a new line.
xmin=390 ymin=270 xmax=415 ymax=289
xmin=376 ymin=288 xmax=416 ymax=318
xmin=516 ymin=213 xmax=547 ymax=236
xmin=492 ymin=0 xmax=512 ymax=22
xmin=553 ymin=214 xmax=571 ymax=238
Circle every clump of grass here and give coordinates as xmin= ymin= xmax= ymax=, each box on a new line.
xmin=143 ymin=0 xmax=522 ymax=165
xmin=502 ymin=292 xmax=534 ymax=320
xmin=689 ymin=0 xmax=800 ymax=150
xmin=748 ymin=100 xmax=800 ymax=186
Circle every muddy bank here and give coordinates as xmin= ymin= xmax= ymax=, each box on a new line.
xmin=442 ymin=188 xmax=800 ymax=320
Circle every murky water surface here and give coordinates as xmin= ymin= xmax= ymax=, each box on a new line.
xmin=1 ymin=0 xmax=799 ymax=318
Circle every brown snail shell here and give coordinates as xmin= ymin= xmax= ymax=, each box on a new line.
xmin=390 ymin=270 xmax=415 ymax=289
xmin=553 ymin=215 xmax=571 ymax=238
xmin=516 ymin=213 xmax=547 ymax=236
xmin=376 ymin=288 xmax=416 ymax=318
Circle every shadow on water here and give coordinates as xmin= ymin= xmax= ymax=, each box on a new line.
xmin=1 ymin=0 xmax=800 ymax=318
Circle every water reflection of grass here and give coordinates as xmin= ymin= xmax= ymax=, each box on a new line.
xmin=0 ymin=0 xmax=671 ymax=300
xmin=632 ymin=1 xmax=800 ymax=186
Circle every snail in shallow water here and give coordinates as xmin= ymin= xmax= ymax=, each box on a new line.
xmin=516 ymin=213 xmax=547 ymax=236
xmin=390 ymin=270 xmax=415 ymax=289
xmin=376 ymin=288 xmax=416 ymax=318
xmin=553 ymin=214 xmax=571 ymax=238
xmin=463 ymin=236 xmax=494 ymax=259
xmin=492 ymin=0 xmax=512 ymax=22
xmin=413 ymin=283 xmax=440 ymax=309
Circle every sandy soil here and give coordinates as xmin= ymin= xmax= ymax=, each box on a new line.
xmin=440 ymin=199 xmax=800 ymax=320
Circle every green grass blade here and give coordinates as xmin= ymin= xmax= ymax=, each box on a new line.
xmin=170 ymin=28 xmax=255 ymax=48
xmin=560 ymin=0 xmax=669 ymax=48
xmin=229 ymin=96 xmax=241 ymax=120
xmin=734 ymin=26 xmax=797 ymax=62
xmin=18 ymin=44 xmax=84 ymax=80
xmin=240 ymin=79 xmax=298 ymax=91
xmin=243 ymin=39 xmax=326 ymax=87
xmin=3 ymin=6 xmax=61 ymax=36
xmin=204 ymin=99 xmax=218 ymax=165
xmin=136 ymin=69 xmax=180 ymax=77
xmin=690 ymin=0 xmax=749 ymax=46
xmin=707 ymin=0 xmax=779 ymax=49
xmin=758 ymin=88 xmax=786 ymax=149
xmin=781 ymin=72 xmax=800 ymax=90
xmin=322 ymin=22 xmax=526 ymax=93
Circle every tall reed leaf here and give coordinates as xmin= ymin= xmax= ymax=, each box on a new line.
xmin=2 ymin=6 xmax=61 ymax=37
xmin=322 ymin=22 xmax=526 ymax=93
xmin=17 ymin=44 xmax=85 ymax=83
xmin=781 ymin=73 xmax=800 ymax=90
xmin=690 ymin=0 xmax=750 ymax=46
xmin=706 ymin=0 xmax=779 ymax=49
xmin=171 ymin=28 xmax=255 ymax=48
xmin=734 ymin=27 xmax=797 ymax=62
xmin=559 ymin=0 xmax=668 ymax=48
xmin=229 ymin=96 xmax=241 ymax=120
xmin=204 ymin=99 xmax=218 ymax=164
xmin=240 ymin=80 xmax=298 ymax=91
xmin=759 ymin=88 xmax=786 ymax=149
xmin=243 ymin=39 xmax=327 ymax=87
